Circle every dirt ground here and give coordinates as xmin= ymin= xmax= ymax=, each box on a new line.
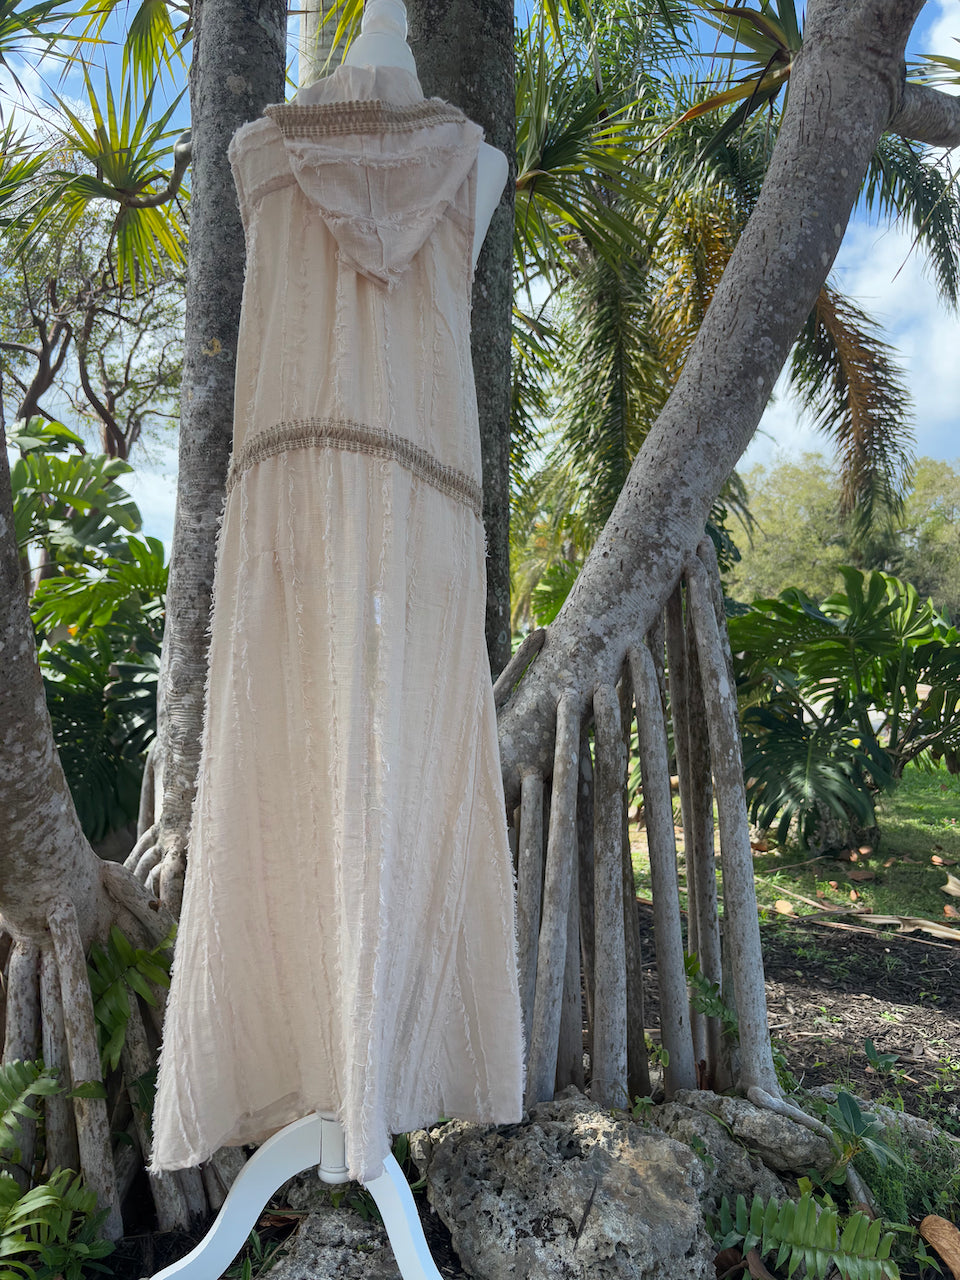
xmin=636 ymin=900 xmax=960 ymax=1127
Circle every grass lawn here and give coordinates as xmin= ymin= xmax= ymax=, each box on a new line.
xmin=630 ymin=761 xmax=960 ymax=928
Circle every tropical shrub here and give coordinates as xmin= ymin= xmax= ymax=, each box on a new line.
xmin=729 ymin=567 xmax=960 ymax=848
xmin=9 ymin=419 xmax=167 ymax=841
xmin=0 ymin=1062 xmax=114 ymax=1280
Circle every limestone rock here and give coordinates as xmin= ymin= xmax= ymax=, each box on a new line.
xmin=652 ymin=1099 xmax=788 ymax=1212
xmin=266 ymin=1197 xmax=403 ymax=1280
xmin=807 ymin=1087 xmax=960 ymax=1157
xmin=420 ymin=1089 xmax=714 ymax=1280
xmin=671 ymin=1090 xmax=835 ymax=1174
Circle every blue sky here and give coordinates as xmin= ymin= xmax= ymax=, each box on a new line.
xmin=7 ymin=1 xmax=960 ymax=544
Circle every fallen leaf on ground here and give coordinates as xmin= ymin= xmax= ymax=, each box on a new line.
xmin=857 ymin=913 xmax=960 ymax=941
xmin=774 ymin=899 xmax=794 ymax=915
xmin=849 ymin=889 xmax=859 ymax=902
xmin=858 ymin=845 xmax=874 ymax=856
xmin=746 ymin=1248 xmax=778 ymax=1279
xmin=714 ymin=1246 xmax=745 ymax=1278
xmin=835 ymin=850 xmax=855 ymax=861
xmin=941 ymin=873 xmax=960 ymax=898
xmin=829 ymin=880 xmax=839 ymax=889
xmin=945 ymin=904 xmax=960 ymax=919
xmin=848 ymin=869 xmax=876 ymax=882
xmin=932 ymin=855 xmax=958 ymax=866
xmin=920 ymin=1215 xmax=960 ymax=1280
xmin=883 ymin=858 xmax=895 ymax=868
xmin=751 ymin=839 xmax=768 ymax=852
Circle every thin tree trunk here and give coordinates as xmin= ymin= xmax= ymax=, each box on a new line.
xmin=407 ymin=0 xmax=515 ymax=675
xmin=527 ymin=692 xmax=579 ymax=1107
xmin=591 ymin=684 xmax=627 ymax=1107
xmin=153 ymin=0 xmax=287 ymax=910
xmin=576 ymin=725 xmax=595 ymax=1040
xmin=686 ymin=552 xmax=778 ymax=1097
xmin=630 ymin=643 xmax=697 ymax=1096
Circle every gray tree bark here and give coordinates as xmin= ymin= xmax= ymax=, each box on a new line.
xmin=153 ymin=0 xmax=287 ymax=910
xmin=0 ymin=439 xmax=101 ymax=947
xmin=406 ymin=0 xmax=515 ymax=675
xmin=497 ymin=0 xmax=948 ymax=813
xmin=0 ymin=433 xmax=186 ymax=1234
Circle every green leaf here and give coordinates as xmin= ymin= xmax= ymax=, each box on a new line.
xmin=67 ymin=1081 xmax=107 ymax=1101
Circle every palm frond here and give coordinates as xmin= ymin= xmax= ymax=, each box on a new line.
xmin=790 ymin=284 xmax=915 ymax=536
xmin=667 ymin=0 xmax=800 ymax=150
xmin=0 ymin=0 xmax=85 ymax=88
xmin=863 ymin=134 xmax=960 ymax=308
xmin=509 ymin=460 xmax=584 ymax=633
xmin=317 ymin=0 xmax=362 ymax=70
xmin=511 ymin=304 xmax=559 ymax=480
xmin=0 ymin=122 xmax=51 ymax=232
xmin=123 ymin=0 xmax=190 ymax=95
xmin=650 ymin=184 xmax=740 ymax=381
xmin=910 ymin=41 xmax=960 ymax=90
xmin=45 ymin=65 xmax=188 ymax=282
xmin=552 ymin=252 xmax=664 ymax=538
xmin=514 ymin=20 xmax=656 ymax=279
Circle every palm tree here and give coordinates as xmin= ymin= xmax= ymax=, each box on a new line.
xmin=510 ymin=1 xmax=960 ymax=627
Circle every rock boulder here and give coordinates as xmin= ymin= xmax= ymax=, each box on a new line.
xmin=415 ymin=1090 xmax=714 ymax=1280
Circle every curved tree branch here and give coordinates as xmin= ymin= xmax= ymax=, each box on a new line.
xmin=498 ymin=0 xmax=926 ymax=806
xmin=124 ymin=132 xmax=193 ymax=210
xmin=890 ymin=81 xmax=960 ymax=148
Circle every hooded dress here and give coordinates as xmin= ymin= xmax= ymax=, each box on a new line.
xmin=150 ymin=64 xmax=525 ymax=1184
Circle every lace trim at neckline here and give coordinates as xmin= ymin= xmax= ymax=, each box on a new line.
xmin=227 ymin=418 xmax=482 ymax=519
xmin=265 ymin=99 xmax=466 ymax=139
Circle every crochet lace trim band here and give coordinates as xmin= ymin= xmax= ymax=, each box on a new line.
xmin=227 ymin=418 xmax=483 ymax=518
xmin=265 ymin=99 xmax=466 ymax=139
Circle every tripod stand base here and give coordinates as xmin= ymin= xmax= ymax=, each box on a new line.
xmin=145 ymin=1114 xmax=442 ymax=1280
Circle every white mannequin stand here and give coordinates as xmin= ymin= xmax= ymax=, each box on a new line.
xmin=146 ymin=1112 xmax=443 ymax=1280
xmin=145 ymin=5 xmax=506 ymax=1279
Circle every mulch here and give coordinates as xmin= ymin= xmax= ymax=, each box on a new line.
xmin=636 ymin=899 xmax=960 ymax=1128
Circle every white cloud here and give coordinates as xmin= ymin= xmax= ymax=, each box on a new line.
xmin=923 ymin=0 xmax=959 ymax=66
xmin=743 ymin=215 xmax=960 ymax=473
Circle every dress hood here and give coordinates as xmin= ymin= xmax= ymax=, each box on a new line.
xmin=264 ymin=74 xmax=482 ymax=288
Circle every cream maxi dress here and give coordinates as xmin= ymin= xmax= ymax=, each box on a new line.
xmin=150 ymin=64 xmax=525 ymax=1183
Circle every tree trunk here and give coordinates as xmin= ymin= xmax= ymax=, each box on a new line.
xmin=497 ymin=0 xmax=928 ymax=805
xmin=496 ymin=0 xmax=957 ymax=1104
xmin=0 ymin=440 xmax=103 ymax=945
xmin=152 ymin=0 xmax=287 ymax=910
xmin=406 ymin=0 xmax=515 ymax=676
xmin=0 ymin=430 xmax=188 ymax=1234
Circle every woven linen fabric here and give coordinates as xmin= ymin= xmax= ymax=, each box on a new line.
xmin=150 ymin=64 xmax=525 ymax=1183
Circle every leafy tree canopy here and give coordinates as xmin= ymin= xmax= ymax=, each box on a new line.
xmin=728 ymin=451 xmax=960 ymax=621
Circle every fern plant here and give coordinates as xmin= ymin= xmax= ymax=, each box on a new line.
xmin=0 ymin=1063 xmax=114 ymax=1280
xmin=26 ymin=1171 xmax=114 ymax=1280
xmin=87 ymin=924 xmax=174 ymax=1073
xmin=0 ymin=1063 xmax=62 ymax=1171
xmin=710 ymin=1191 xmax=900 ymax=1280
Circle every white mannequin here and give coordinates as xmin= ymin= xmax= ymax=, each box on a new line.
xmin=343 ymin=0 xmax=508 ymax=266
xmin=146 ymin=9 xmax=501 ymax=1280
